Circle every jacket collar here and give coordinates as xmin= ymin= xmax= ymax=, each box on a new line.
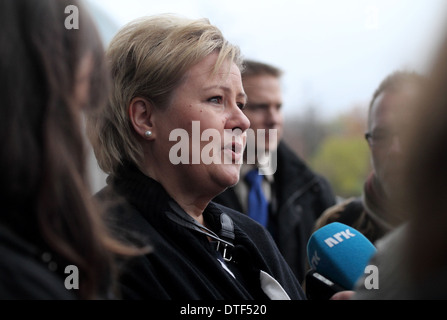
xmin=275 ymin=142 xmax=319 ymax=201
xmin=109 ymin=164 xmax=231 ymax=242
xmin=108 ymin=164 xmax=173 ymax=225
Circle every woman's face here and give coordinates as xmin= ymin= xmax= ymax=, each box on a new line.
xmin=152 ymin=52 xmax=250 ymax=197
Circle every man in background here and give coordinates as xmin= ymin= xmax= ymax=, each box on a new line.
xmin=213 ymin=60 xmax=336 ymax=284
xmin=314 ymin=70 xmax=425 ymax=244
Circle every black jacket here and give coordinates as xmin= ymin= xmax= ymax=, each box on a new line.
xmin=97 ymin=164 xmax=306 ymax=300
xmin=213 ymin=142 xmax=336 ymax=283
xmin=0 ymin=225 xmax=76 ymax=300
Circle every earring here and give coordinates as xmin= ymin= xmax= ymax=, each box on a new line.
xmin=144 ymin=130 xmax=153 ymax=138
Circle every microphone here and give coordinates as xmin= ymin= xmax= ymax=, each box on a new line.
xmin=305 ymin=269 xmax=346 ymax=300
xmin=306 ymin=222 xmax=377 ymax=298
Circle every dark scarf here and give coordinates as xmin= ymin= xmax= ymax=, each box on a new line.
xmin=362 ymin=172 xmax=404 ymax=233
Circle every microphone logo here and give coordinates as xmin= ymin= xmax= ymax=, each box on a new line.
xmin=323 ymin=229 xmax=356 ymax=248
xmin=310 ymin=251 xmax=321 ymax=269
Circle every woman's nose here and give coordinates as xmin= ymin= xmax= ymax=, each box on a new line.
xmin=227 ymin=105 xmax=250 ymax=132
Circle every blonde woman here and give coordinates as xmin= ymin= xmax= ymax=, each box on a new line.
xmin=88 ymin=15 xmax=305 ymax=300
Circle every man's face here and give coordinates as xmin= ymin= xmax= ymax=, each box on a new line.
xmin=367 ymin=85 xmax=417 ymax=196
xmin=242 ymin=75 xmax=284 ymax=153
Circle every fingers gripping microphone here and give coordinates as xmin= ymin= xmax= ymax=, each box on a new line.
xmin=306 ymin=222 xmax=377 ymax=295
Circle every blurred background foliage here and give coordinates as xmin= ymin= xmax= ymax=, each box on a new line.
xmin=283 ymin=104 xmax=371 ymax=199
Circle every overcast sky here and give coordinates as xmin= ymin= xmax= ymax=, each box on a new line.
xmin=86 ymin=0 xmax=447 ymax=120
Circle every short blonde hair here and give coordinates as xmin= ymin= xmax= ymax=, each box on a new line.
xmin=87 ymin=14 xmax=243 ymax=175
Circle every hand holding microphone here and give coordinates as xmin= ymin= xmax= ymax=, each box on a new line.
xmin=305 ymin=222 xmax=377 ymax=299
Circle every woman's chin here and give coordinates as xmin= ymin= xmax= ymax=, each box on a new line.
xmin=216 ymin=164 xmax=241 ymax=188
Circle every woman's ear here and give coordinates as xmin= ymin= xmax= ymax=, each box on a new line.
xmin=128 ymin=97 xmax=155 ymax=140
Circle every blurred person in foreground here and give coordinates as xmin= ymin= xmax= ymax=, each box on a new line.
xmin=0 ymin=0 xmax=142 ymax=299
xmin=350 ymin=26 xmax=447 ymax=300
xmin=213 ymin=60 xmax=336 ymax=283
xmin=87 ymin=14 xmax=305 ymax=300
xmin=314 ymin=71 xmax=425 ymax=245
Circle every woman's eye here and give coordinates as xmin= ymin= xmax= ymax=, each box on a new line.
xmin=208 ymin=96 xmax=223 ymax=104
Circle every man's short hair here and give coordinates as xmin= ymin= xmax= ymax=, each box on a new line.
xmin=368 ymin=70 xmax=426 ymax=128
xmin=242 ymin=59 xmax=283 ymax=79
